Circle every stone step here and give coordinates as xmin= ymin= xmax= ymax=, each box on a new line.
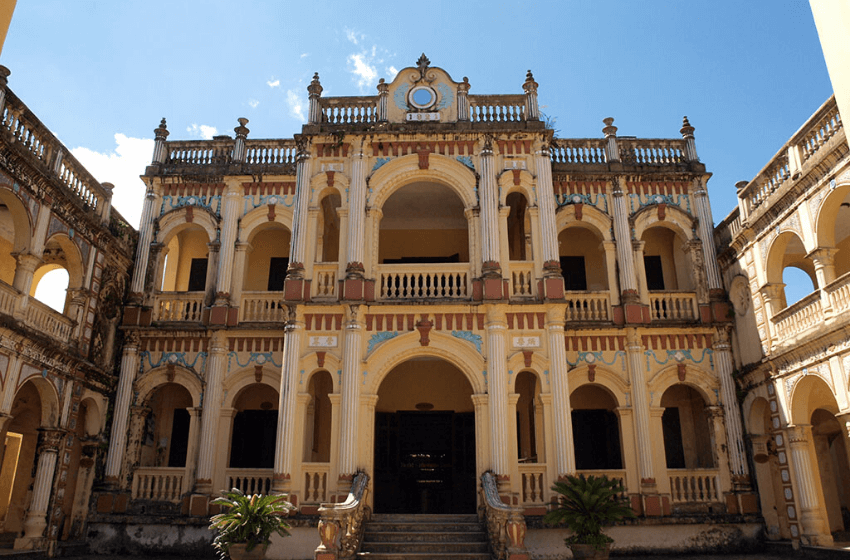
xmin=355 ymin=554 xmax=490 ymax=560
xmin=369 ymin=513 xmax=480 ymax=523
xmin=361 ymin=541 xmax=490 ymax=554
xmin=364 ymin=531 xmax=488 ymax=543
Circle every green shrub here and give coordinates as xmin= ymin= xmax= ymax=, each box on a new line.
xmin=209 ymin=488 xmax=295 ymax=558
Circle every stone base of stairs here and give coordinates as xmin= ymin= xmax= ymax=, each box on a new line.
xmin=358 ymin=514 xmax=490 ymax=560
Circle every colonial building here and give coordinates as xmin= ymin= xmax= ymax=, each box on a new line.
xmin=97 ymin=56 xmax=759 ymax=556
xmin=0 ymin=66 xmax=136 ymax=553
xmin=717 ymin=95 xmax=849 ymax=546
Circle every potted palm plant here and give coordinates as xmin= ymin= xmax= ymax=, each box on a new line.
xmin=209 ymin=488 xmax=295 ymax=560
xmin=543 ymin=474 xmax=635 ymax=560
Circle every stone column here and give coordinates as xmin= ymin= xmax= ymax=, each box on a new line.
xmin=0 ymin=352 xmax=23 ymax=416
xmin=338 ymin=309 xmax=363 ymax=477
xmin=214 ymin=181 xmax=243 ymax=307
xmin=602 ymin=240 xmax=620 ymax=305
xmin=286 ymin=143 xmax=312 ymax=294
xmin=522 ymin=71 xmax=539 ymax=121
xmin=759 ymin=283 xmax=786 ymax=319
xmin=533 ymin=146 xmax=558 ymax=267
xmin=680 ymin=117 xmax=700 ymax=162
xmin=232 ymin=118 xmax=249 ymax=163
xmin=810 ymin=248 xmax=837 ymax=288
xmin=230 ymin=241 xmax=251 ymax=310
xmin=479 ymin=138 xmax=499 ymax=266
xmin=626 ymin=330 xmax=654 ymax=487
xmin=184 ymin=407 xmax=202 ymax=492
xmin=691 ymin=178 xmax=722 ymax=291
xmin=472 ymin=394 xmax=490 ymax=472
xmin=714 ymin=328 xmax=749 ymax=480
xmin=457 ymin=78 xmax=470 ymax=121
xmin=547 ymin=311 xmax=575 ymax=476
xmin=486 ymin=314 xmax=510 ymax=476
xmin=376 ymin=79 xmax=389 ymax=122
xmin=104 ymin=335 xmax=140 ymax=485
xmin=195 ymin=332 xmax=227 ymax=494
xmin=787 ymin=425 xmax=833 ymax=546
xmin=11 ymin=253 xmax=41 ymax=296
xmin=129 ymin=188 xmax=160 ymax=297
xmin=345 ymin=141 xmax=367 ymax=280
xmin=19 ymin=428 xmax=62 ymax=542
xmin=611 ymin=178 xmax=638 ymax=295
xmin=274 ymin=319 xmax=303 ymax=491
xmin=150 ymin=118 xmax=170 ymax=165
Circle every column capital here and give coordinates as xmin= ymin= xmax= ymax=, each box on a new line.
xmin=209 ymin=331 xmax=229 ymax=354
xmin=37 ymin=427 xmax=66 ymax=453
xmin=787 ymin=424 xmax=811 ymax=445
xmin=471 ymin=393 xmax=489 ymax=407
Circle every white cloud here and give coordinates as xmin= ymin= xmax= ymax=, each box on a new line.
xmin=387 ymin=65 xmax=398 ymax=77
xmin=286 ymin=90 xmax=306 ymax=122
xmin=300 ymin=53 xmax=309 ymax=59
xmin=267 ymin=78 xmax=280 ymax=88
xmin=249 ymin=99 xmax=260 ymax=108
xmin=187 ymin=124 xmax=217 ymax=139
xmin=348 ymin=52 xmax=378 ymax=92
xmin=71 ymin=133 xmax=154 ymax=229
xmin=345 ymin=27 xmax=361 ymax=45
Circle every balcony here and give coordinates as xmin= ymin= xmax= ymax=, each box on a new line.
xmin=649 ymin=292 xmax=698 ymax=322
xmin=508 ymin=262 xmax=535 ymax=298
xmin=226 ymin=468 xmax=273 ymax=496
xmin=771 ymin=291 xmax=823 ymax=340
xmin=131 ymin=467 xmax=185 ymax=503
xmin=153 ymin=292 xmax=204 ymax=323
xmin=668 ymin=469 xmax=720 ymax=504
xmin=311 ymin=263 xmax=338 ymax=300
xmin=240 ymin=292 xmax=286 ymax=323
xmin=376 ymin=263 xmax=470 ymax=301
xmin=0 ymin=280 xmax=73 ymax=344
xmin=565 ymin=292 xmax=611 ymax=322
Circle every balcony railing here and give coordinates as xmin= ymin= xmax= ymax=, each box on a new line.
xmin=618 ymin=138 xmax=686 ymax=165
xmin=518 ymin=463 xmax=547 ymax=506
xmin=132 ymin=467 xmax=185 ymax=502
xmin=509 ymin=262 xmax=534 ymax=298
xmin=550 ymin=138 xmax=607 ymax=164
xmin=25 ymin=298 xmax=73 ymax=343
xmin=565 ymin=291 xmax=611 ymax=322
xmin=240 ymin=292 xmax=286 ymax=322
xmin=772 ymin=291 xmax=823 ymax=340
xmin=376 ymin=263 xmax=470 ymax=300
xmin=312 ymin=263 xmax=338 ymax=300
xmin=468 ymin=94 xmax=526 ymax=123
xmin=826 ymin=272 xmax=850 ymax=315
xmin=226 ymin=468 xmax=273 ymax=496
xmin=302 ymin=463 xmax=331 ymax=505
xmin=320 ymin=96 xmax=379 ymax=125
xmin=154 ymin=292 xmax=204 ymax=322
xmin=668 ymin=469 xmax=720 ymax=503
xmin=0 ymin=280 xmax=17 ymax=316
xmin=649 ymin=292 xmax=698 ymax=321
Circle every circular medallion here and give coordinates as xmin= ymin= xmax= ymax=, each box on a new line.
xmin=409 ymin=85 xmax=437 ymax=110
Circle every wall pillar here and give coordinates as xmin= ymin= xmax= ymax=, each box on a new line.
xmin=612 ymin=178 xmax=646 ymax=323
xmin=787 ymin=425 xmax=833 ymax=546
xmin=343 ymin=141 xmax=368 ymax=299
xmin=129 ymin=187 xmax=160 ymax=298
xmin=104 ymin=335 xmax=140 ymax=486
xmin=533 ymin=145 xmax=563 ymax=299
xmin=714 ymin=328 xmax=749 ymax=486
xmin=486 ymin=313 xmax=509 ymax=477
xmin=194 ymin=332 xmax=227 ymax=495
xmin=17 ymin=428 xmax=62 ymax=547
xmin=478 ymin=137 xmax=503 ymax=299
xmin=337 ymin=309 xmax=363 ymax=478
xmin=274 ymin=320 xmax=303 ymax=492
xmin=626 ymin=330 xmax=654 ymax=493
xmin=547 ymin=311 xmax=574 ymax=477
xmin=285 ymin=143 xmax=312 ymax=300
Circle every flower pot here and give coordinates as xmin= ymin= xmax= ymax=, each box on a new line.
xmin=228 ymin=542 xmax=269 ymax=560
xmin=569 ymin=543 xmax=610 ymax=560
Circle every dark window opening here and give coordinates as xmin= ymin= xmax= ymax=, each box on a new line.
xmin=662 ymin=407 xmax=686 ymax=468
xmin=230 ymin=410 xmax=278 ymax=468
xmin=644 ymin=255 xmax=665 ymax=291
xmin=187 ymin=258 xmax=208 ymax=292
xmin=268 ymin=257 xmax=289 ymax=291
xmin=560 ymin=256 xmax=587 ymax=291
xmin=571 ymin=409 xmax=622 ymax=469
xmin=383 ymin=253 xmax=460 ymax=264
xmin=167 ymin=408 xmax=190 ymax=467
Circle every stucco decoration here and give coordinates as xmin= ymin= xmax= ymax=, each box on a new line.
xmin=385 ymin=55 xmax=462 ymax=123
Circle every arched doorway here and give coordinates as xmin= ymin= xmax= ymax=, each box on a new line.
xmin=374 ymin=357 xmax=475 ymax=514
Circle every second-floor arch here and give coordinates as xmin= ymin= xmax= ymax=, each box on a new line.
xmin=0 ymin=186 xmax=33 ymax=287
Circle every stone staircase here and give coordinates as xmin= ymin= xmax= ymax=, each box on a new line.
xmin=358 ymin=513 xmax=490 ymax=560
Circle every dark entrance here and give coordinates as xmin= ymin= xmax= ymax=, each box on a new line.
xmin=374 ymin=411 xmax=476 ymax=514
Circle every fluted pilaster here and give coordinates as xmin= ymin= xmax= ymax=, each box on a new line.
xmin=195 ymin=332 xmax=227 ymax=492
xmin=105 ymin=338 xmax=140 ymax=482
xmin=274 ymin=320 xmax=303 ymax=486
xmin=338 ymin=314 xmax=363 ymax=475
xmin=548 ymin=319 xmax=575 ymax=475
xmin=487 ymin=319 xmax=509 ymax=475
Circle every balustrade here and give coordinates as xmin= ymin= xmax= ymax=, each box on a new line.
xmin=132 ymin=467 xmax=185 ymax=502
xmin=315 ymin=472 xmax=369 ymax=560
xmin=302 ymin=463 xmax=330 ymax=504
xmin=240 ymin=292 xmax=287 ymax=322
xmin=377 ymin=264 xmax=469 ymax=300
xmin=827 ymin=272 xmax=850 ymax=314
xmin=772 ymin=291 xmax=823 ymax=339
xmin=509 ymin=262 xmax=534 ymax=298
xmin=668 ymin=469 xmax=720 ymax=503
xmin=619 ymin=139 xmax=686 ymax=165
xmin=165 ymin=140 xmax=233 ymax=166
xmin=320 ymin=97 xmax=378 ymax=125
xmin=797 ymin=101 xmax=842 ymax=164
xmin=243 ymin=139 xmax=296 ymax=165
xmin=565 ymin=292 xmax=611 ymax=322
xmin=0 ymin=280 xmax=17 ymax=316
xmin=649 ymin=292 xmax=697 ymax=321
xmin=154 ymin=293 xmax=204 ymax=322
xmin=312 ymin=264 xmax=338 ymax=300
xmin=226 ymin=468 xmax=273 ymax=496
xmin=550 ymin=139 xmax=607 ymax=164
xmin=25 ymin=298 xmax=72 ymax=343
xmin=518 ymin=464 xmax=547 ymax=505
xmin=468 ymin=95 xmax=526 ymax=123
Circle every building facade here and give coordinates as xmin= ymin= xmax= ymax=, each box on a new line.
xmin=97 ymin=57 xmax=759 ymax=556
xmin=0 ymin=67 xmax=136 ymax=552
xmin=717 ymin=95 xmax=849 ymax=546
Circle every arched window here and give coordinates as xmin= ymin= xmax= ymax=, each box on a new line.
xmin=660 ymin=384 xmax=714 ymax=469
xmin=161 ymin=225 xmax=211 ymax=292
xmin=515 ymin=371 xmax=543 ymax=463
xmin=304 ymin=371 xmax=333 ymax=463
xmin=229 ymin=383 xmax=279 ymax=469
xmin=506 ymin=192 xmax=530 ymax=261
xmin=571 ymin=384 xmax=622 ymax=470
xmin=139 ymin=383 xmax=193 ymax=468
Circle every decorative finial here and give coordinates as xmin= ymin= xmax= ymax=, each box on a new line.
xmin=680 ymin=115 xmax=695 ymax=138
xmin=238 ymin=117 xmax=249 ymax=127
xmin=416 ymin=53 xmax=431 ymax=80
xmin=159 ymin=118 xmax=167 ymax=129
xmin=522 ymin=70 xmax=538 ymax=94
xmin=154 ymin=118 xmax=169 ymax=140
xmin=308 ymin=73 xmax=323 ymax=97
xmin=602 ymin=117 xmax=617 ymax=137
xmin=735 ymin=180 xmax=749 ymax=191
xmin=526 ymin=70 xmax=534 ymax=81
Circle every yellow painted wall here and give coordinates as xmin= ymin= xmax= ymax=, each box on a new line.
xmin=139 ymin=384 xmax=192 ymax=467
xmin=660 ymin=384 xmax=714 ymax=469
xmin=0 ymin=205 xmax=17 ymax=285
xmin=233 ymin=383 xmax=279 ymax=410
xmin=558 ymin=227 xmax=608 ymax=290
xmin=376 ymin=359 xmax=473 ymax=412
xmin=244 ymin=228 xmax=290 ymax=291
xmin=163 ymin=228 xmax=209 ymax=291
xmin=6 ymin=381 xmax=39 ymax=534
xmin=643 ymin=227 xmax=689 ymax=291
xmin=306 ymin=371 xmax=333 ymax=462
xmin=0 ymin=0 xmax=15 ymax=57
xmin=379 ymin=229 xmax=468 ymax=262
xmin=571 ymin=384 xmax=617 ymax=410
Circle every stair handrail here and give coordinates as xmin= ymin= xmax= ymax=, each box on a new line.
xmin=480 ymin=471 xmax=528 ymax=560
xmin=315 ymin=472 xmax=370 ymax=560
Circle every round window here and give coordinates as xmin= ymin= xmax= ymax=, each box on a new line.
xmin=409 ymin=86 xmax=436 ymax=109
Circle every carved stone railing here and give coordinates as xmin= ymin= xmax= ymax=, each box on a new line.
xmin=0 ymin=280 xmax=16 ymax=316
xmin=25 ymin=298 xmax=73 ymax=343
xmin=225 ymin=468 xmax=273 ymax=495
xmin=565 ymin=291 xmax=611 ymax=322
xmin=619 ymin=138 xmax=686 ymax=165
xmin=320 ymin=97 xmax=378 ymax=125
xmin=244 ymin=139 xmax=297 ymax=165
xmin=376 ymin=263 xmax=470 ymax=300
xmin=312 ymin=263 xmax=338 ymax=300
xmin=480 ymin=471 xmax=528 ymax=560
xmin=315 ymin=472 xmax=370 ymax=560
xmin=550 ymin=138 xmax=608 ymax=164
xmin=240 ymin=292 xmax=287 ymax=322
xmin=165 ymin=139 xmax=233 ymax=166
xmin=518 ymin=464 xmax=547 ymax=506
xmin=154 ymin=292 xmax=205 ymax=322
xmin=772 ymin=291 xmax=823 ymax=340
xmin=131 ymin=467 xmax=185 ymax=502
xmin=302 ymin=463 xmax=331 ymax=504
xmin=649 ymin=291 xmax=698 ymax=321
xmin=509 ymin=262 xmax=534 ymax=298
xmin=468 ymin=95 xmax=526 ymax=123
xmin=826 ymin=271 xmax=850 ymax=314
xmin=668 ymin=469 xmax=720 ymax=503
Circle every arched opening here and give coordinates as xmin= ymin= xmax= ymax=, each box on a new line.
xmin=61 ymin=397 xmax=101 ymax=540
xmin=378 ymin=182 xmax=468 ymax=264
xmin=748 ymin=397 xmax=790 ymax=540
xmin=244 ymin=225 xmax=291 ymax=292
xmin=783 ymin=266 xmax=817 ymax=307
xmin=558 ymin=226 xmax=608 ymax=291
xmin=660 ymin=384 xmax=715 ymax=469
xmin=816 ymin=187 xmax=850 ymax=280
xmin=139 ymin=383 xmax=193 ymax=468
xmin=515 ymin=371 xmax=543 ymax=463
xmin=304 ymin=371 xmax=332 ymax=463
xmin=765 ymin=231 xmax=816 ymax=312
xmin=641 ymin=225 xmax=694 ymax=292
xmin=160 ymin=225 xmax=210 ymax=292
xmin=506 ymin=192 xmax=530 ymax=261
xmin=570 ymin=384 xmax=623 ymax=470
xmin=810 ymin=408 xmax=850 ymax=534
xmin=315 ymin=193 xmax=341 ymax=263
xmin=374 ymin=357 xmax=475 ymax=514
xmin=0 ymin=189 xmax=31 ymax=287
xmin=32 ymin=266 xmax=69 ymax=313
xmin=229 ymin=383 xmax=279 ymax=470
